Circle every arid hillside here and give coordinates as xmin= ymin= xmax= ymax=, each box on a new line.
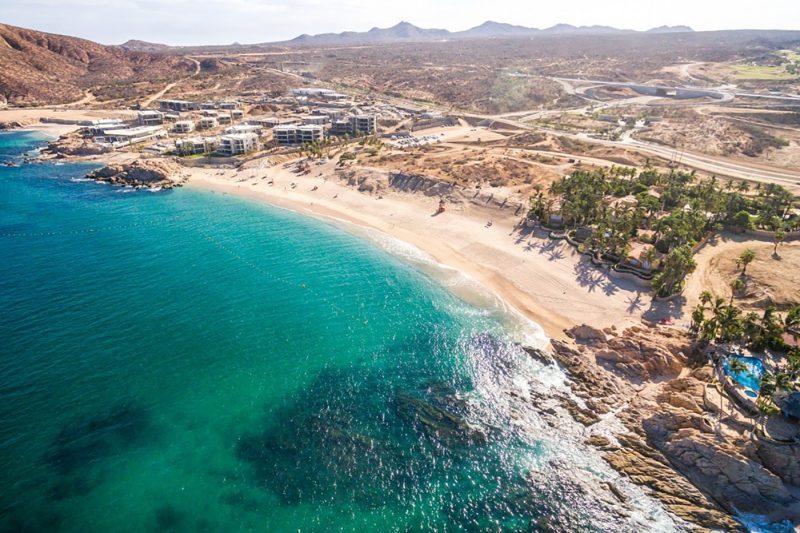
xmin=0 ymin=23 xmax=196 ymax=105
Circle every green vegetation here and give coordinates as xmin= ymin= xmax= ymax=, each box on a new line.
xmin=732 ymin=50 xmax=800 ymax=80
xmin=535 ymin=167 xmax=798 ymax=296
xmin=732 ymin=64 xmax=797 ymax=80
xmin=652 ymin=244 xmax=696 ymax=297
xmin=692 ymin=290 xmax=798 ymax=356
xmin=738 ymin=249 xmax=756 ymax=275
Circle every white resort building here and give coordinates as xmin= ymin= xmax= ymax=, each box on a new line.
xmin=273 ymin=124 xmax=324 ymax=146
xmin=102 ymin=126 xmax=168 ymax=146
xmin=175 ymin=137 xmax=220 ymax=156
xmin=159 ymin=99 xmax=195 ymax=112
xmin=218 ymin=133 xmax=259 ymax=156
xmin=173 ymin=120 xmax=195 ymax=134
xmin=224 ymin=124 xmax=262 ymax=136
xmin=198 ymin=117 xmax=218 ymax=129
xmin=138 ymin=110 xmax=165 ymax=126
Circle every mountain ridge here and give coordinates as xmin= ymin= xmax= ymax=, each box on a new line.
xmin=0 ymin=23 xmax=195 ymax=104
xmin=276 ymin=20 xmax=695 ymax=46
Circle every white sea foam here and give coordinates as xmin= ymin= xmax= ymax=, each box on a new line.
xmin=365 ymin=230 xmax=550 ymax=348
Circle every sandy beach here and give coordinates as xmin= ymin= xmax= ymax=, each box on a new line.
xmin=181 ymin=159 xmax=658 ymax=340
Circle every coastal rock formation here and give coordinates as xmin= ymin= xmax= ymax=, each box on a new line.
xmin=85 ymin=160 xmax=183 ymax=189
xmin=604 ymin=433 xmax=743 ymax=530
xmin=389 ymin=172 xmax=457 ymax=198
xmin=45 ymin=131 xmax=112 ymax=157
xmin=545 ymin=325 xmax=800 ymax=530
xmin=0 ymin=120 xmax=25 ymax=130
xmin=340 ymin=169 xmax=388 ymax=194
xmin=752 ymin=441 xmax=800 ymax=491
xmin=565 ymin=324 xmax=689 ymax=381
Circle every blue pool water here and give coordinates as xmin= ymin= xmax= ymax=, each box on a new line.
xmin=723 ymin=356 xmax=765 ymax=391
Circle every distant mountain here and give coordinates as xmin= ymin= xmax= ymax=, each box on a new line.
xmin=454 ymin=21 xmax=538 ymax=39
xmin=118 ymin=39 xmax=171 ymax=52
xmin=646 ymin=25 xmax=695 ymax=33
xmin=287 ymin=21 xmax=449 ymax=46
xmin=279 ymin=20 xmax=691 ymax=46
xmin=0 ymin=23 xmax=195 ymax=105
xmin=542 ymin=24 xmax=635 ymax=35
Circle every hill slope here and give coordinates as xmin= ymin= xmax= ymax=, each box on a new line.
xmin=117 ymin=39 xmax=172 ymax=53
xmin=0 ymin=23 xmax=195 ymax=105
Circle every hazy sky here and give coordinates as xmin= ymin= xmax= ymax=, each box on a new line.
xmin=2 ymin=0 xmax=799 ymax=45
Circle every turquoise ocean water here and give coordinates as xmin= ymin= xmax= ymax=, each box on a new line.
xmin=0 ymin=131 xmax=679 ymax=532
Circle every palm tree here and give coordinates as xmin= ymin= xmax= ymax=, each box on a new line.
xmin=774 ymin=372 xmax=793 ymax=392
xmin=718 ymin=306 xmax=743 ymax=342
xmin=729 ymin=356 xmax=749 ymax=375
xmin=758 ymin=305 xmax=785 ymax=350
xmin=738 ymin=249 xmax=756 ymax=275
xmin=743 ymin=312 xmax=762 ymax=347
xmin=785 ymin=306 xmax=800 ymax=341
xmin=691 ymin=304 xmax=706 ymax=335
xmin=752 ymin=373 xmax=779 ymax=441
xmin=700 ymin=290 xmax=714 ymax=307
xmin=642 ymin=246 xmax=657 ymax=270
xmin=730 ymin=277 xmax=745 ymax=305
xmin=651 ymin=244 xmax=697 ymax=297
xmin=773 ymin=229 xmax=786 ymax=256
xmin=711 ymin=296 xmax=726 ymax=321
xmin=787 ymin=348 xmax=800 ymax=380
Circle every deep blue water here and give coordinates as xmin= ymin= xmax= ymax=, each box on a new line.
xmin=0 ymin=131 xmax=679 ymax=532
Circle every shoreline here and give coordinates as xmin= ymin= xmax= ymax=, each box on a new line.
xmin=180 ymin=163 xmax=657 ymax=341
xmin=189 ymin=174 xmax=573 ymax=340
xmin=7 ymin=127 xmax=785 ymax=531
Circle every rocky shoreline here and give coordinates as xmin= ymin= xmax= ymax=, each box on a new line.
xmin=44 ymin=130 xmax=112 ymax=157
xmin=0 ymin=120 xmax=26 ymax=130
xmin=84 ymin=160 xmax=184 ymax=190
xmin=525 ymin=324 xmax=800 ymax=531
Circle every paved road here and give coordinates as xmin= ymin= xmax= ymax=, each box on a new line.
xmin=371 ymin=89 xmax=800 ymax=191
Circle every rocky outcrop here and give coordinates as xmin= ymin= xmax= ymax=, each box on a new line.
xmin=543 ymin=326 xmax=800 ymax=530
xmin=752 ymin=441 xmax=800 ymax=487
xmin=389 ymin=172 xmax=457 ymax=197
xmin=565 ymin=324 xmax=689 ymax=382
xmin=84 ymin=159 xmax=183 ymax=189
xmin=45 ymin=131 xmax=112 ymax=157
xmin=0 ymin=120 xmax=25 ymax=130
xmin=661 ymin=432 xmax=794 ymax=513
xmin=339 ymin=169 xmax=388 ymax=194
xmin=605 ymin=433 xmax=744 ymax=531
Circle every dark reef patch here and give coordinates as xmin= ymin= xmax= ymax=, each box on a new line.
xmin=231 ymin=332 xmax=634 ymax=530
xmin=45 ymin=402 xmax=151 ymax=475
xmin=154 ymin=504 xmax=184 ymax=530
xmin=41 ymin=401 xmax=153 ymax=502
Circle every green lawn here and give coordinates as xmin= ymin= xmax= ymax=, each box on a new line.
xmin=732 ymin=50 xmax=800 ymax=80
xmin=732 ymin=64 xmax=798 ymax=80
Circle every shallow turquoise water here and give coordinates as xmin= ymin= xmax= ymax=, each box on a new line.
xmin=0 ymin=131 xmax=679 ymax=532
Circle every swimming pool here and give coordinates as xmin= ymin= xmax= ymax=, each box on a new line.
xmin=723 ymin=356 xmax=765 ymax=391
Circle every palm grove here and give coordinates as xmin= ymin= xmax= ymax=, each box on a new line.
xmin=529 ymin=166 xmax=797 ymax=297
